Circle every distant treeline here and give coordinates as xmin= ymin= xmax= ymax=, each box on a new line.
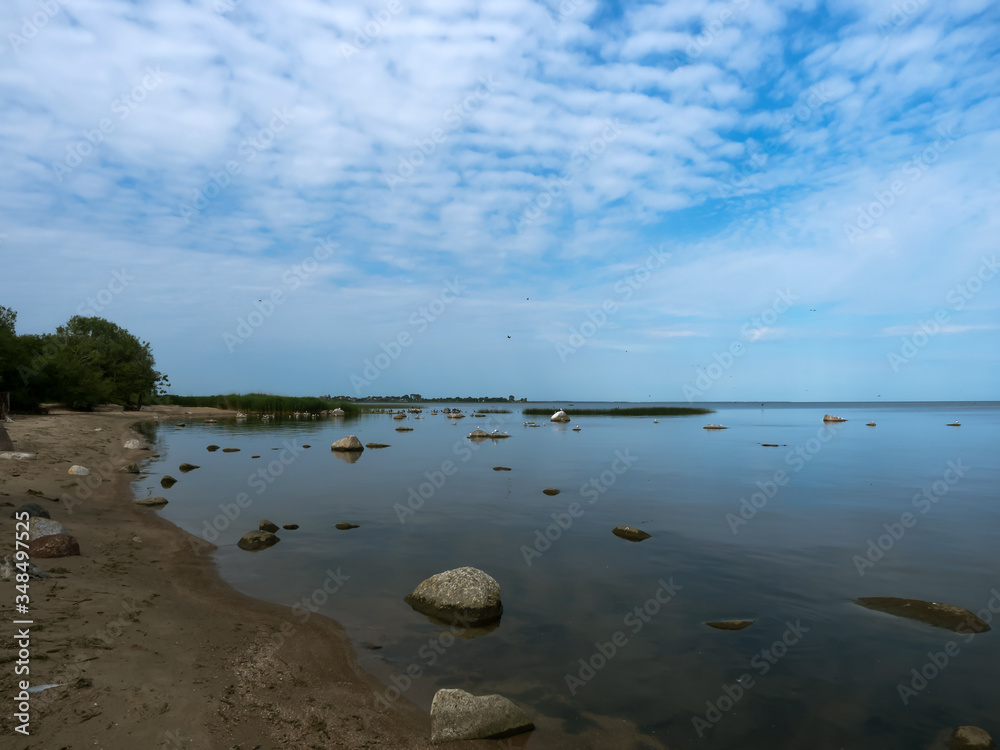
xmin=0 ymin=306 xmax=167 ymax=411
xmin=164 ymin=393 xmax=360 ymax=415
xmin=522 ymin=406 xmax=713 ymax=417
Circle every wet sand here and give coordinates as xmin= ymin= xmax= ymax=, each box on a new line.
xmin=0 ymin=405 xmax=510 ymax=749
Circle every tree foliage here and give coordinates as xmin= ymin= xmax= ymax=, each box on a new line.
xmin=0 ymin=309 xmax=168 ymax=411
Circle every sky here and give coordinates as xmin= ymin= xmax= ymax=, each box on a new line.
xmin=1 ymin=0 xmax=998 ymax=402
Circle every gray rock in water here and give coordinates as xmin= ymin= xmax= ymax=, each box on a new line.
xmin=160 ymin=475 xmax=177 ymax=488
xmin=134 ymin=496 xmax=168 ymax=507
xmin=365 ymin=443 xmax=390 ymax=449
xmin=612 ymin=525 xmax=651 ymax=542
xmin=11 ymin=503 xmax=50 ymax=520
xmin=542 ymin=488 xmax=560 ymax=496
xmin=238 ymin=530 xmax=280 ymax=551
xmin=0 ymin=554 xmax=50 ymax=581
xmin=492 ymin=466 xmax=512 ymax=471
xmin=331 ymin=435 xmax=364 ymax=452
xmin=282 ymin=524 xmax=299 ymax=530
xmin=949 ymin=726 xmax=995 ymax=750
xmin=259 ymin=519 xmax=279 ymax=533
xmin=405 ymin=567 xmax=502 ymax=627
xmin=179 ymin=462 xmax=200 ymax=473
xmin=207 ymin=445 xmax=220 ymax=452
xmin=430 ymin=688 xmax=534 ymax=743
xmin=29 ymin=517 xmax=68 ymax=541
xmin=335 ymin=522 xmax=359 ymax=530
xmin=855 ymin=597 xmax=990 ymax=634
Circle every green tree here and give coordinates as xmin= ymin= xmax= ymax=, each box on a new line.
xmin=0 ymin=305 xmax=15 ymax=335
xmin=53 ymin=316 xmax=166 ymax=410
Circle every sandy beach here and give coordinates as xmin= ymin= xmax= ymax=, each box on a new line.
xmin=0 ymin=405 xmax=509 ymax=749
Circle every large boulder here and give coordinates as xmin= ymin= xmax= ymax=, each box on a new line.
xmin=430 ymin=689 xmax=534 ymax=743
xmin=238 ymin=530 xmax=280 ymax=551
xmin=29 ymin=517 xmax=68 ymax=541
xmin=331 ymin=435 xmax=364 ymax=452
xmin=331 ymin=408 xmax=345 ymax=416
xmin=29 ymin=534 xmax=81 ymax=558
xmin=550 ymin=410 xmax=570 ymax=423
xmin=405 ymin=567 xmax=502 ymax=627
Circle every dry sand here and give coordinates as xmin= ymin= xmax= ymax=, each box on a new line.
xmin=0 ymin=405 xmax=514 ymax=749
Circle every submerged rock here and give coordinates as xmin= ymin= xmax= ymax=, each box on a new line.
xmin=222 ymin=447 xmax=240 ymax=453
xmin=396 ymin=426 xmax=414 ymax=432
xmin=134 ymin=496 xmax=168 ymax=507
xmin=259 ymin=519 xmax=279 ymax=533
xmin=179 ymin=462 xmax=200 ymax=472
xmin=612 ymin=525 xmax=651 ymax=542
xmin=282 ymin=524 xmax=299 ymax=530
xmin=493 ymin=466 xmax=512 ymax=471
xmin=430 ymin=688 xmax=534 ymax=744
xmin=855 ymin=597 xmax=990 ymax=634
xmin=949 ymin=726 xmax=995 ymax=750
xmin=160 ymin=475 xmax=177 ymax=488
xmin=237 ymin=530 xmax=280 ymax=551
xmin=29 ymin=534 xmax=80 ymax=558
xmin=207 ymin=445 xmax=220 ymax=452
xmin=335 ymin=522 xmax=359 ymax=530
xmin=542 ymin=488 xmax=560 ymax=496
xmin=706 ymin=620 xmax=755 ymax=631
xmin=331 ymin=435 xmax=364 ymax=452
xmin=366 ymin=443 xmax=390 ymax=449
xmin=405 ymin=567 xmax=503 ymax=627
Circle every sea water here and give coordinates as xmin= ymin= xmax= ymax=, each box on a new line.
xmin=137 ymin=402 xmax=1000 ymax=749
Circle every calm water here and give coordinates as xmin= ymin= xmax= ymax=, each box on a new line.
xmin=136 ymin=402 xmax=1000 ymax=749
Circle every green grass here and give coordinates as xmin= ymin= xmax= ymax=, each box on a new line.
xmin=475 ymin=408 xmax=512 ymax=413
xmin=522 ymin=406 xmax=713 ymax=417
xmin=162 ymin=393 xmax=359 ymax=415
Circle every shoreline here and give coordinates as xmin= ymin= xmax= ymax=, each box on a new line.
xmin=0 ymin=405 xmax=508 ymax=749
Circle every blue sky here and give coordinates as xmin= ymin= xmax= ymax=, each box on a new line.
xmin=2 ymin=0 xmax=998 ymax=402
